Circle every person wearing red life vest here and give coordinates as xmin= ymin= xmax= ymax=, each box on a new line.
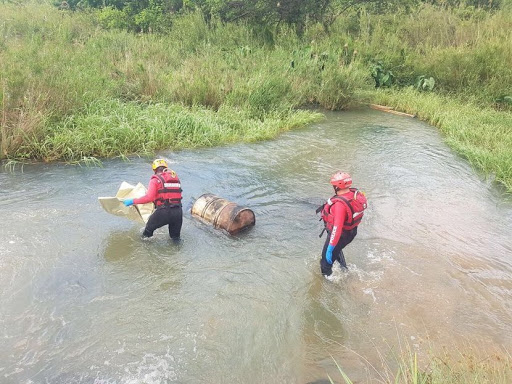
xmin=319 ymin=171 xmax=366 ymax=276
xmin=123 ymin=159 xmax=183 ymax=240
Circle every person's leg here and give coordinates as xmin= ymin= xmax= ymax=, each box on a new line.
xmin=142 ymin=209 xmax=166 ymax=237
xmin=167 ymin=207 xmax=183 ymax=240
xmin=320 ymin=235 xmax=333 ymax=276
xmin=332 ymin=246 xmax=346 ymax=268
xmin=333 ymin=227 xmax=358 ymax=268
xmin=339 ymin=227 xmax=357 ymax=250
xmin=338 ymin=249 xmax=348 ymax=268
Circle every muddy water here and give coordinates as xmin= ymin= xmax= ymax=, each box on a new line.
xmin=1 ymin=108 xmax=511 ymax=383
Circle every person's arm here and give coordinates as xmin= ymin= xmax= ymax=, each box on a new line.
xmin=123 ymin=177 xmax=159 ymax=206
xmin=325 ymin=202 xmax=348 ymax=264
xmin=329 ymin=202 xmax=347 ymax=247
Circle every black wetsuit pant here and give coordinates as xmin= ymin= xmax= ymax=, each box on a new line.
xmin=320 ymin=227 xmax=358 ymax=276
xmin=143 ymin=205 xmax=183 ymax=239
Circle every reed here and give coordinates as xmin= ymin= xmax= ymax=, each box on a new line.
xmin=333 ymin=4 xmax=512 ymax=102
xmin=330 ymin=342 xmax=512 ymax=384
xmin=14 ymin=99 xmax=322 ymax=161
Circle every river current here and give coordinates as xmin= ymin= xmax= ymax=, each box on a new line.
xmin=1 ymin=108 xmax=511 ymax=383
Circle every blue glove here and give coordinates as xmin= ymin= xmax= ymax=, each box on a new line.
xmin=123 ymin=198 xmax=134 ymax=207
xmin=326 ymin=244 xmax=335 ymax=264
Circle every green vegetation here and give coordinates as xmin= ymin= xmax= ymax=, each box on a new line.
xmin=330 ymin=342 xmax=512 ymax=384
xmin=1 ymin=1 xmax=511 ymax=379
xmin=1 ymin=0 xmax=511 ymax=193
xmin=19 ymin=100 xmax=320 ymax=161
xmin=0 ymin=3 xmax=358 ymax=161
xmin=369 ymin=88 xmax=512 ymax=192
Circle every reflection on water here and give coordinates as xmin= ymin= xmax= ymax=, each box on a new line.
xmin=1 ymin=108 xmax=512 ymax=383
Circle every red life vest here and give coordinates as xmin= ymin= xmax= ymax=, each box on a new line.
xmin=152 ymin=169 xmax=182 ymax=207
xmin=320 ymin=188 xmax=367 ymax=231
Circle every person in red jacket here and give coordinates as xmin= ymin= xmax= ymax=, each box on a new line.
xmin=123 ymin=159 xmax=183 ymax=240
xmin=319 ymin=171 xmax=366 ymax=276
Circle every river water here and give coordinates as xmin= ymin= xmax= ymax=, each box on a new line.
xmin=1 ymin=109 xmax=511 ymax=383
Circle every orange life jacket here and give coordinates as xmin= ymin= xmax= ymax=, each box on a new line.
xmin=152 ymin=170 xmax=182 ymax=207
xmin=320 ymin=188 xmax=367 ymax=231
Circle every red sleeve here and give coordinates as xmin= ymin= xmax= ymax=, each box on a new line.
xmin=132 ymin=177 xmax=159 ymax=205
xmin=329 ymin=202 xmax=348 ymax=246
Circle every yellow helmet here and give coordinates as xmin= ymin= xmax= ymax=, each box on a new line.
xmin=152 ymin=158 xmax=168 ymax=171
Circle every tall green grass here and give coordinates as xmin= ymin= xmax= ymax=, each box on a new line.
xmin=325 ymin=4 xmax=512 ymax=103
xmin=1 ymin=2 xmax=511 ymax=192
xmin=367 ymin=88 xmax=512 ymax=192
xmin=14 ymin=99 xmax=321 ymax=161
xmin=0 ymin=4 xmax=364 ymax=161
xmin=330 ymin=341 xmax=512 ymax=384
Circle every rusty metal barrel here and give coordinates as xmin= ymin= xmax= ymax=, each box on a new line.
xmin=191 ymin=193 xmax=255 ymax=235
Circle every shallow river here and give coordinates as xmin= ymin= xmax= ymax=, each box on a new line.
xmin=1 ymin=109 xmax=512 ymax=383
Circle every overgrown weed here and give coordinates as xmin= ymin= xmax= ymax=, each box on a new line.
xmin=1 ymin=2 xmax=511 ymax=192
xmin=329 ymin=335 xmax=512 ymax=384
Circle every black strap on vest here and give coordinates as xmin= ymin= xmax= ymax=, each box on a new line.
xmin=316 ymin=192 xmax=357 ymax=238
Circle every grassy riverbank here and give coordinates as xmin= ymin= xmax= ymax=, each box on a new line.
xmin=1 ymin=1 xmax=511 ymax=193
xmin=367 ymin=88 xmax=512 ymax=192
xmin=0 ymin=3 xmax=362 ymax=161
xmin=332 ymin=343 xmax=512 ymax=384
xmin=19 ymin=100 xmax=321 ymax=161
